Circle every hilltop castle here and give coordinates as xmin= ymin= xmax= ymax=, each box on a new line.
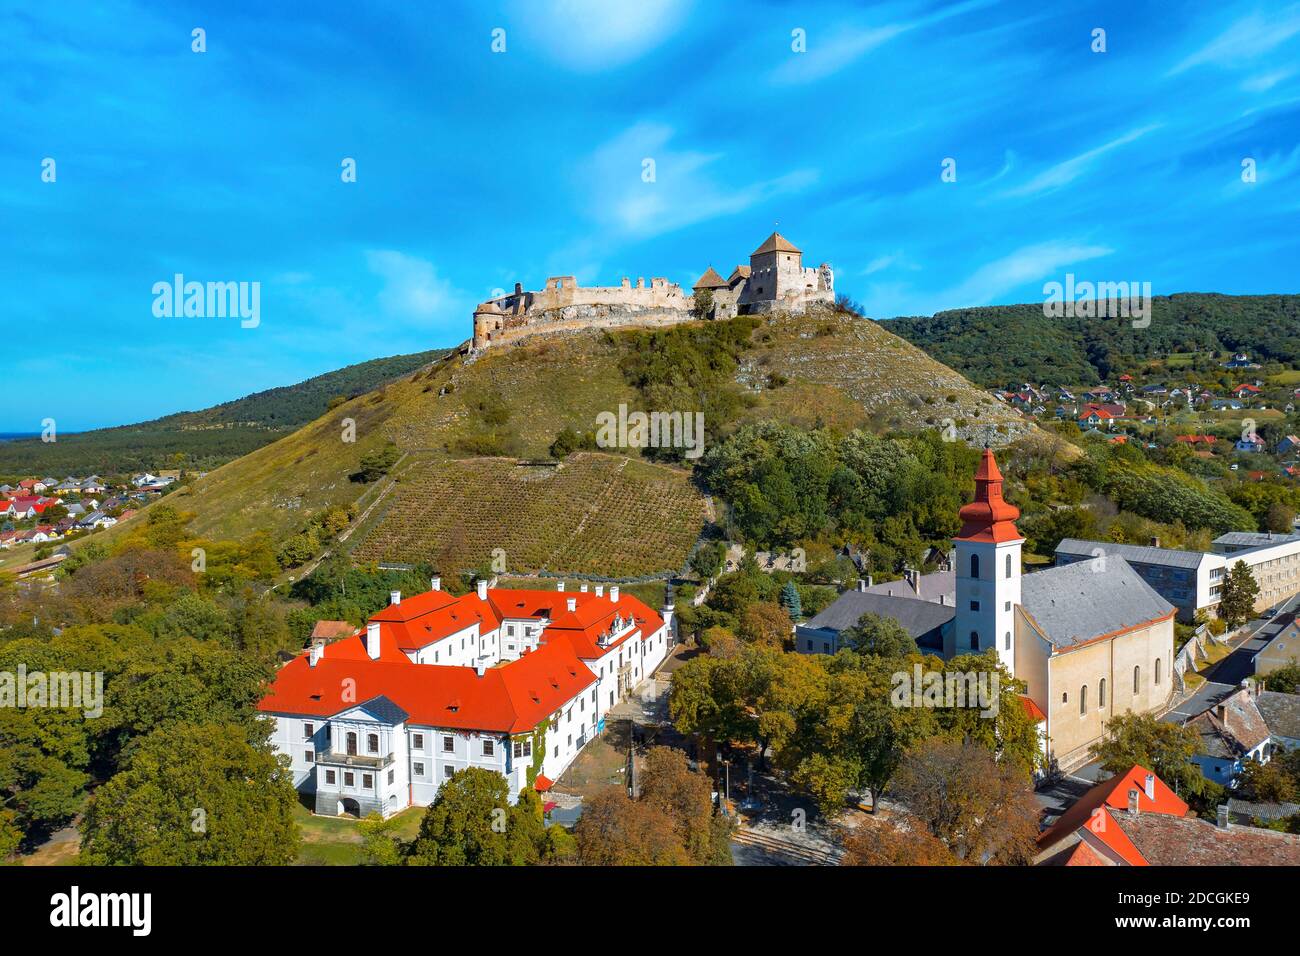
xmin=471 ymin=231 xmax=834 ymax=350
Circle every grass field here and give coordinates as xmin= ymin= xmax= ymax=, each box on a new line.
xmin=351 ymin=453 xmax=706 ymax=578
xmin=293 ymin=803 xmax=422 ymax=865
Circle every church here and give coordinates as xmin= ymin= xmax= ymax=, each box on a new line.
xmin=797 ymin=449 xmax=1176 ymax=769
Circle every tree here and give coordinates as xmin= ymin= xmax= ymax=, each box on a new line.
xmin=638 ymin=747 xmax=731 ymax=865
xmin=689 ymin=540 xmax=726 ymax=581
xmin=79 ymin=722 xmax=300 ymax=865
xmin=779 ymin=580 xmax=803 ymax=622
xmin=1090 ymin=712 xmax=1209 ymax=799
xmin=840 ymin=613 xmax=917 ymax=657
xmin=358 ymin=812 xmax=405 ymax=866
xmin=1219 ymin=560 xmax=1260 ymax=628
xmin=406 ymin=768 xmax=562 ymax=866
xmin=888 ymin=738 xmax=1039 ymax=864
xmin=691 ymin=287 xmax=714 ymax=320
xmin=355 ymin=442 xmax=401 ymax=483
xmin=574 ymin=787 xmax=689 ymax=865
xmin=1237 ymin=758 xmax=1298 ymax=805
xmin=1261 ymin=662 xmax=1300 ymax=695
xmin=736 ymin=601 xmax=792 ymax=650
xmin=841 ymin=820 xmax=960 ymax=866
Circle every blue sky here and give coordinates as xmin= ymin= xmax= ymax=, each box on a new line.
xmin=3 ymin=0 xmax=1299 ymax=431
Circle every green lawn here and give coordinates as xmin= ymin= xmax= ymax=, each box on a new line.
xmin=293 ymin=803 xmax=422 ymax=866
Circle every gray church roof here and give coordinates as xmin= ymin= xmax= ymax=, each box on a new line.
xmin=805 ymin=591 xmax=954 ymax=640
xmin=1021 ymin=557 xmax=1175 ymax=649
xmin=1055 ymin=538 xmax=1206 ymax=570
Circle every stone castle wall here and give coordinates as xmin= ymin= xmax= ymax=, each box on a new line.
xmin=479 ymin=301 xmax=695 ymax=349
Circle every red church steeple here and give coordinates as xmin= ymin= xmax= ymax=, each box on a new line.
xmin=955 ymin=449 xmax=1021 ymax=543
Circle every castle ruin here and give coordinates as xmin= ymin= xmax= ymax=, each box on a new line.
xmin=471 ymin=231 xmax=834 ymax=350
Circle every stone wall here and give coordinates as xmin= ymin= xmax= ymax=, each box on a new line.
xmin=479 ymin=301 xmax=696 ymax=349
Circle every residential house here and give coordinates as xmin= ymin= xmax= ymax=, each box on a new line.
xmin=1183 ymin=686 xmax=1273 ymax=787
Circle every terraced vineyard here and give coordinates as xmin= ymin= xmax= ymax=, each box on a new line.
xmin=350 ymin=453 xmax=706 ymax=578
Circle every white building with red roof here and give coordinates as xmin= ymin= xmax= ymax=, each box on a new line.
xmin=259 ymin=578 xmax=673 ymax=818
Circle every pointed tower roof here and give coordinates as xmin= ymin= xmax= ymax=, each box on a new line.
xmin=955 ymin=449 xmax=1022 ymax=543
xmin=692 ymin=266 xmax=728 ymax=290
xmin=751 ymin=232 xmax=801 ymax=257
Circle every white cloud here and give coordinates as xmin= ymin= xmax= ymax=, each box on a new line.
xmin=1002 ymin=125 xmax=1161 ymax=197
xmin=516 ymin=0 xmax=693 ymax=71
xmin=583 ymin=122 xmax=817 ymax=238
xmin=365 ymin=250 xmax=464 ymax=319
xmin=1169 ymin=5 xmax=1300 ymax=75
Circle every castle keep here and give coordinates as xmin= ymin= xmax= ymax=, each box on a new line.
xmin=471 ymin=231 xmax=834 ymax=350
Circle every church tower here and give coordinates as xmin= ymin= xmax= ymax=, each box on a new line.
xmin=953 ymin=449 xmax=1023 ymax=674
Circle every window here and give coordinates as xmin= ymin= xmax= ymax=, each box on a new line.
xmin=554 ymin=745 xmax=559 ymax=758
xmin=1155 ymin=658 xmax=1162 ymax=685
xmin=413 ymin=733 xmax=424 ymax=749
xmin=969 ymin=632 xmax=979 ymax=650
xmin=970 ymin=601 xmax=980 ymax=612
xmin=513 ymin=740 xmax=531 ymax=759
xmin=325 ymin=770 xmax=336 ymax=785
xmin=482 ymin=739 xmax=494 ymax=757
xmin=1133 ymin=665 xmax=1141 ymax=694
xmin=346 ymin=731 xmax=357 ymax=756
xmin=1005 ymin=601 xmax=1011 ymax=611
xmin=413 ymin=762 xmax=425 ymax=777
xmin=367 ymin=733 xmax=379 ymax=754
xmin=610 ymin=691 xmax=615 ymax=705
xmin=1080 ymin=685 xmax=1088 ymax=716
xmin=1099 ymin=678 xmax=1107 ymax=707
xmin=387 ymin=769 xmax=394 ymax=785
xmin=1004 ymin=631 xmax=1011 ymax=650
xmin=970 ymin=554 xmax=980 ymax=579
xmin=443 ymin=766 xmax=454 ymax=778
xmin=1061 ymin=691 xmax=1068 ymax=704
xmin=362 ymin=773 xmax=373 ymax=789
xmin=303 ymin=722 xmax=314 ymax=738
xmin=443 ymin=736 xmax=455 ymax=752
xmin=344 ymin=772 xmax=355 ymax=787
xmin=1006 ymin=554 xmax=1012 ymax=578
xmin=305 ymin=750 xmax=315 ymax=762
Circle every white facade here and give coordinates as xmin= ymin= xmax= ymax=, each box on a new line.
xmin=954 ymin=535 xmax=1022 ymax=673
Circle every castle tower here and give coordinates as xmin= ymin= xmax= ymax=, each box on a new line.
xmin=745 ymin=232 xmax=803 ymax=310
xmin=952 ymin=448 xmax=1022 ymax=673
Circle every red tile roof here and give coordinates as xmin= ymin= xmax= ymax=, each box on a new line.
xmin=1037 ymin=765 xmax=1188 ymax=866
xmin=955 ymin=450 xmax=1022 ymax=543
xmin=258 ymin=636 xmax=595 ymax=734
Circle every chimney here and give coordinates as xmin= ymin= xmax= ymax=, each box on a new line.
xmin=595 ymin=585 xmax=604 ymax=598
xmin=580 ymin=583 xmax=589 ymax=593
xmin=610 ymin=585 xmax=620 ymax=603
xmin=856 ymin=579 xmax=868 ymax=592
xmin=309 ymin=643 xmax=324 ymax=667
xmin=366 ymin=622 xmax=381 ymax=660
xmin=1127 ymin=789 xmax=1140 ymax=816
xmin=557 ymin=581 xmax=565 ymax=592
xmin=430 ymin=576 xmax=441 ymax=591
xmin=474 ymin=662 xmax=486 ymax=678
xmin=1144 ymin=773 xmax=1155 ymax=800
xmin=389 ymin=590 xmax=401 ymax=606
xmin=567 ymin=597 xmax=577 ymax=612
xmin=866 ymin=574 xmax=873 ymax=588
xmin=1217 ymin=805 xmax=1230 ymax=829
xmin=939 ymin=594 xmax=946 ymax=606
xmin=477 ymin=579 xmax=488 ymax=600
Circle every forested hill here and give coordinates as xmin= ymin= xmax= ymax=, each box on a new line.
xmin=886 ymin=293 xmax=1300 ymax=388
xmin=0 ymin=348 xmax=448 ymax=477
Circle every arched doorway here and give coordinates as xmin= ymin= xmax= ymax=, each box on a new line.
xmin=338 ymin=798 xmax=361 ymax=818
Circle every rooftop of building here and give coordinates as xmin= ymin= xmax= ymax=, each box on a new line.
xmin=1055 ymin=538 xmax=1208 ymax=570
xmin=1021 ymin=556 xmax=1175 ymax=650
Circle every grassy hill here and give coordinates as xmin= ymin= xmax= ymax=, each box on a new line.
xmin=62 ymin=309 xmax=1037 ymax=579
xmin=0 ymin=349 xmax=448 ymax=478
xmin=886 ymin=293 xmax=1300 ymax=388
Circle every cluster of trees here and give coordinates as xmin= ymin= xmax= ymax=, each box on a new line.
xmin=356 ymin=748 xmax=730 ymax=866
xmin=274 ymin=503 xmax=355 ymax=569
xmin=669 ymin=640 xmax=1040 ymax=818
xmin=889 ymin=294 xmax=1300 ymax=388
xmin=699 ymin=421 xmax=979 ymax=561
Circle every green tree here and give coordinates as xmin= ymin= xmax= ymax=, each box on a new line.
xmin=79 ymin=722 xmax=300 ymax=865
xmin=406 ymin=768 xmax=562 ymax=866
xmin=1219 ymin=560 xmax=1260 ymax=628
xmin=1090 ymin=712 xmax=1209 ymax=799
xmin=780 ymin=580 xmax=803 ymax=622
xmin=840 ymin=613 xmax=917 ymax=657
xmin=355 ymin=442 xmax=401 ymax=483
xmin=1261 ymin=662 xmax=1300 ymax=695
